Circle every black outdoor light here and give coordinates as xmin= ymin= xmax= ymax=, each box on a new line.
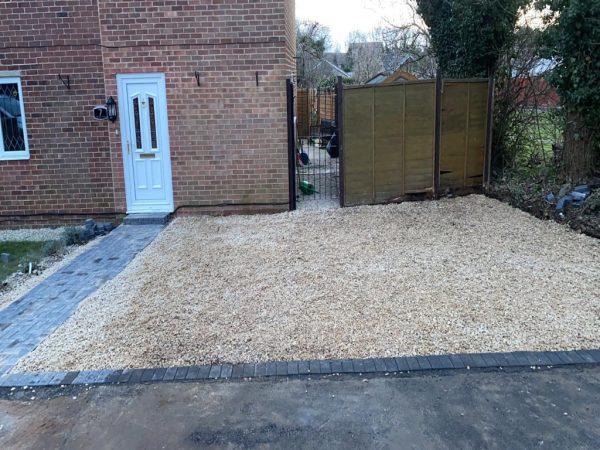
xmin=106 ymin=97 xmax=118 ymax=122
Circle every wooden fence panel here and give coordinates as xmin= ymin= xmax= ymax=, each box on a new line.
xmin=404 ymin=83 xmax=435 ymax=194
xmin=465 ymin=82 xmax=488 ymax=187
xmin=440 ymin=82 xmax=469 ymax=190
xmin=374 ymin=85 xmax=405 ymax=202
xmin=344 ymin=87 xmax=375 ymax=206
xmin=296 ymin=89 xmax=336 ymax=138
xmin=342 ymin=79 xmax=490 ymax=207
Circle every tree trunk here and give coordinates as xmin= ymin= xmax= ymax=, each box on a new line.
xmin=563 ymin=111 xmax=595 ymax=182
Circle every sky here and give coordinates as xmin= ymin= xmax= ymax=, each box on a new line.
xmin=296 ymin=1 xmax=545 ymax=52
xmin=296 ymin=0 xmax=411 ymax=51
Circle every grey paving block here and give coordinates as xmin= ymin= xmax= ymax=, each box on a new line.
xmin=382 ymin=358 xmax=398 ymax=372
xmin=72 ymin=371 xmax=97 ymax=385
xmin=231 ymin=365 xmax=245 ymax=379
xmin=255 ymin=363 xmax=268 ymax=377
xmin=308 ymin=360 xmax=321 ymax=374
xmin=512 ymin=352 xmax=531 ymax=366
xmin=529 ymin=352 xmax=553 ymax=366
xmin=152 ymin=368 xmax=167 ymax=382
xmin=242 ymin=364 xmax=256 ymax=378
xmin=47 ymin=372 xmax=69 ymax=386
xmin=174 ymin=367 xmax=189 ymax=381
xmin=209 ymin=365 xmax=222 ymax=379
xmin=448 ymin=355 xmax=466 ymax=369
xmin=544 ymin=352 xmax=564 ymax=366
xmin=0 ymin=373 xmax=24 ymax=387
xmin=265 ymin=363 xmax=277 ymax=377
xmin=92 ymin=370 xmax=113 ymax=384
xmin=118 ymin=369 xmax=134 ymax=384
xmin=105 ymin=371 xmax=122 ymax=384
xmin=220 ymin=364 xmax=233 ymax=379
xmin=395 ymin=357 xmax=410 ymax=372
xmin=340 ymin=360 xmax=354 ymax=373
xmin=128 ymin=369 xmax=145 ymax=384
xmin=428 ymin=355 xmax=454 ymax=370
xmin=276 ymin=362 xmax=288 ymax=376
xmin=197 ymin=365 xmax=212 ymax=379
xmin=287 ymin=361 xmax=299 ymax=376
xmin=352 ymin=359 xmax=365 ymax=373
xmin=490 ymin=353 xmax=509 ymax=367
xmin=373 ymin=359 xmax=387 ymax=372
xmin=37 ymin=372 xmax=58 ymax=386
xmin=319 ymin=361 xmax=332 ymax=374
xmin=363 ymin=359 xmax=377 ymax=373
xmin=297 ymin=361 xmax=310 ymax=375
xmin=405 ymin=357 xmax=420 ymax=371
xmin=575 ymin=351 xmax=596 ymax=364
xmin=415 ymin=356 xmax=432 ymax=370
xmin=583 ymin=349 xmax=600 ymax=362
xmin=480 ymin=353 xmax=501 ymax=367
xmin=58 ymin=371 xmax=78 ymax=385
xmin=330 ymin=360 xmax=343 ymax=374
xmin=555 ymin=351 xmax=577 ymax=365
xmin=469 ymin=354 xmax=488 ymax=368
xmin=500 ymin=353 xmax=521 ymax=367
xmin=140 ymin=369 xmax=155 ymax=383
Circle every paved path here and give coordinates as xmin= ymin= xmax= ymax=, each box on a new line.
xmin=0 ymin=225 xmax=164 ymax=375
xmin=1 ymin=366 xmax=599 ymax=449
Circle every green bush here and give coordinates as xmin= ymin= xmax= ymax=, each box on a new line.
xmin=63 ymin=227 xmax=88 ymax=246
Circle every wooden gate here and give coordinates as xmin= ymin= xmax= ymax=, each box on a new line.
xmin=342 ymin=78 xmax=492 ymax=207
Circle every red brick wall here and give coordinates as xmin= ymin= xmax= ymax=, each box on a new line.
xmin=0 ymin=0 xmax=294 ymax=228
xmin=0 ymin=1 xmax=117 ymax=228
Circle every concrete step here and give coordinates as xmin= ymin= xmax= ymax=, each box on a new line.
xmin=123 ymin=213 xmax=171 ymax=226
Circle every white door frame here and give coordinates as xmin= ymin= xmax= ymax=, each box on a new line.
xmin=116 ymin=73 xmax=174 ymax=214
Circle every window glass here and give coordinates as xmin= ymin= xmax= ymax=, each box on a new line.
xmin=0 ymin=80 xmax=27 ymax=156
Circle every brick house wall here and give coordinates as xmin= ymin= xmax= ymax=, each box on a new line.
xmin=0 ymin=0 xmax=295 ymax=228
xmin=0 ymin=1 xmax=114 ymax=228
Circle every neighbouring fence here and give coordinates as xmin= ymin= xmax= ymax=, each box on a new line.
xmin=296 ymin=89 xmax=336 ymax=138
xmin=342 ymin=79 xmax=492 ymax=206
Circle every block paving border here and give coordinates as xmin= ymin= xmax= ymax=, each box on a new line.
xmin=1 ymin=349 xmax=599 ymax=389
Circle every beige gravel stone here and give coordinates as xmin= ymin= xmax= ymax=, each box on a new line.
xmin=14 ymin=196 xmax=600 ymax=372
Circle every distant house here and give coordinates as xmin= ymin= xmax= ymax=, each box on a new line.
xmin=0 ymin=0 xmax=295 ymax=228
xmin=365 ymin=69 xmax=419 ymax=85
xmin=297 ymin=53 xmax=350 ymax=88
xmin=515 ymin=77 xmax=560 ymax=109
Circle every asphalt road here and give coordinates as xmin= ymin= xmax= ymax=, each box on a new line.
xmin=1 ymin=366 xmax=599 ymax=449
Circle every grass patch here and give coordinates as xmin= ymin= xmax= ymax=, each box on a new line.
xmin=0 ymin=241 xmax=47 ymax=283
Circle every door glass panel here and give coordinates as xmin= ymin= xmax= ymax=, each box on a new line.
xmin=0 ymin=82 xmax=26 ymax=152
xmin=132 ymin=97 xmax=142 ymax=149
xmin=148 ymin=97 xmax=158 ymax=150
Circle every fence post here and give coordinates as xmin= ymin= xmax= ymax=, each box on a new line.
xmin=287 ymin=78 xmax=297 ymax=211
xmin=434 ymin=70 xmax=443 ymax=197
xmin=336 ymin=76 xmax=345 ymax=207
xmin=483 ymin=75 xmax=495 ymax=188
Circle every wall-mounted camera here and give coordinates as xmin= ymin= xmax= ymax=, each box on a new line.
xmin=93 ymin=97 xmax=118 ymax=122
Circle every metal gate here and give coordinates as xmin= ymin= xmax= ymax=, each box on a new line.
xmin=287 ymin=78 xmax=343 ymax=209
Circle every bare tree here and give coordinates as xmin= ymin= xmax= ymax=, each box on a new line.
xmin=296 ymin=20 xmax=335 ymax=88
xmin=346 ymin=32 xmax=385 ymax=83
xmin=366 ymin=0 xmax=437 ymax=78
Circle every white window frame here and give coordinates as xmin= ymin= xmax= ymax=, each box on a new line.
xmin=0 ymin=76 xmax=30 ymax=161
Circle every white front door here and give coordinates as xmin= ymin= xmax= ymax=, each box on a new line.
xmin=117 ymin=74 xmax=174 ymax=213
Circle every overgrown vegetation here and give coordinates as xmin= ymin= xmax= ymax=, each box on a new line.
xmin=416 ymin=0 xmax=528 ymax=77
xmin=0 ymin=241 xmax=46 ymax=283
xmin=536 ymin=0 xmax=600 ymax=181
xmin=0 ymin=227 xmax=92 ymax=284
xmin=413 ymin=0 xmax=599 ymax=236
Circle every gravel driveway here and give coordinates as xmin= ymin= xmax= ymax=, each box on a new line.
xmin=15 ymin=196 xmax=600 ymax=372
